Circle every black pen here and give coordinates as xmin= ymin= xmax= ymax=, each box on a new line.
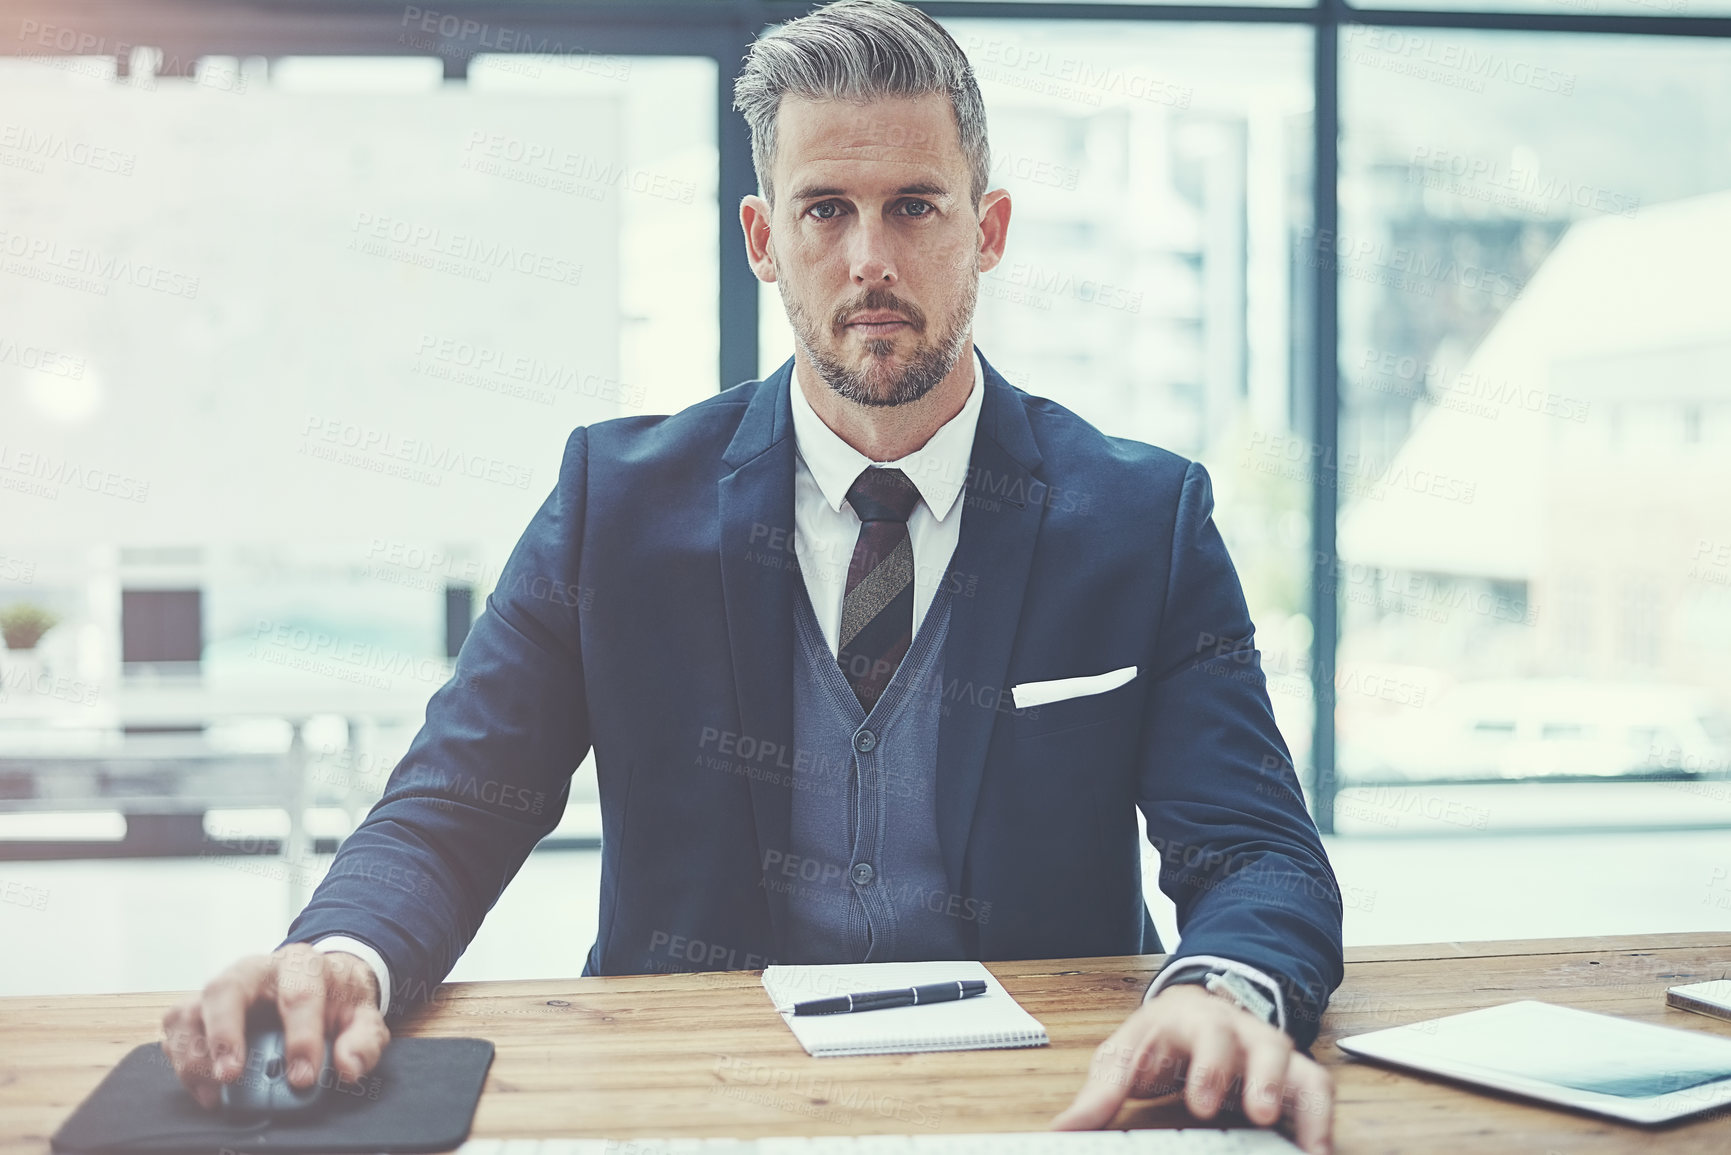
xmin=780 ymin=979 xmax=988 ymax=1016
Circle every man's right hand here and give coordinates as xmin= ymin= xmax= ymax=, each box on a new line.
xmin=160 ymin=943 xmax=391 ymax=1110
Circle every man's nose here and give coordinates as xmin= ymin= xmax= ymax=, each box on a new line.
xmin=849 ymin=218 xmax=897 ymax=285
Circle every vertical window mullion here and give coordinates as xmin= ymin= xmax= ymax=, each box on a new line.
xmin=1311 ymin=1 xmax=1342 ymax=834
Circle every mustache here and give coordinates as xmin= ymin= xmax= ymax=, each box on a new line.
xmin=833 ymin=289 xmax=926 ymax=331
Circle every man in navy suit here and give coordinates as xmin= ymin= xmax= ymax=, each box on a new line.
xmin=163 ymin=2 xmax=1342 ymax=1149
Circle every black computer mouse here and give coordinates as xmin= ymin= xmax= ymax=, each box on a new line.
xmin=218 ymin=1025 xmax=333 ymax=1120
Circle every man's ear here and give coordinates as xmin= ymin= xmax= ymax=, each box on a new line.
xmin=975 ymin=188 xmax=1012 ymax=276
xmin=740 ymin=194 xmax=777 ymax=284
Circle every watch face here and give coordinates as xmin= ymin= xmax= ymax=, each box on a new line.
xmin=1206 ymin=971 xmax=1277 ymax=1024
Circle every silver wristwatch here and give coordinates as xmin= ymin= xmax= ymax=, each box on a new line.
xmin=1161 ymin=965 xmax=1278 ymax=1026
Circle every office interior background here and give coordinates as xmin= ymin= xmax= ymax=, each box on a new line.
xmin=1 ymin=0 xmax=1729 ymax=999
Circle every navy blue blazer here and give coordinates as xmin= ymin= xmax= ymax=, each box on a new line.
xmin=283 ymin=353 xmax=1344 ymax=1045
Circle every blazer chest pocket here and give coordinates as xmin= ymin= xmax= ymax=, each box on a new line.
xmin=1003 ymin=666 xmax=1139 ymax=740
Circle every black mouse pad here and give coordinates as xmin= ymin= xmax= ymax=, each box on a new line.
xmin=51 ymin=1036 xmax=495 ymax=1154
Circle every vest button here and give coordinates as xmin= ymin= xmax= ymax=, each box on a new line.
xmin=850 ymin=862 xmax=875 ymax=886
xmin=853 ymin=728 xmax=877 ymax=753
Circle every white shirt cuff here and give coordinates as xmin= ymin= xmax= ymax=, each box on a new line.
xmin=310 ymin=935 xmax=391 ymax=1017
xmin=1144 ymin=954 xmax=1287 ymax=1035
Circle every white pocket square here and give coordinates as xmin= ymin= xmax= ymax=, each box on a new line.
xmin=1010 ymin=665 xmax=1137 ymax=709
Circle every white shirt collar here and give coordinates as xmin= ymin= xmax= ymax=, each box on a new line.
xmin=789 ymin=347 xmax=984 ymax=523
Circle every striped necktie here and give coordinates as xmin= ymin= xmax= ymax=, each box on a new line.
xmin=837 ymin=466 xmax=922 ymax=713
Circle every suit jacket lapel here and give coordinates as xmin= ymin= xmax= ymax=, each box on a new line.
xmin=935 ymin=354 xmax=1046 ymax=895
xmin=718 ymin=358 xmax=800 ymax=955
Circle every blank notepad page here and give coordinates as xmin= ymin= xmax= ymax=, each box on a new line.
xmin=761 ymin=960 xmax=1049 ymax=1057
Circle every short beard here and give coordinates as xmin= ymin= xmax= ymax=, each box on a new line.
xmin=786 ymin=277 xmax=977 ymax=409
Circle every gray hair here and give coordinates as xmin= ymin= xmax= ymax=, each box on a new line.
xmin=732 ymin=0 xmax=990 ymax=210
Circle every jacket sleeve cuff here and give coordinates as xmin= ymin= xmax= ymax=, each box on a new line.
xmin=310 ymin=935 xmax=392 ymax=1017
xmin=1144 ymin=953 xmax=1288 ymax=1036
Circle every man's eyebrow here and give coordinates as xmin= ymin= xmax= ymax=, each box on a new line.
xmin=788 ymin=182 xmax=953 ymax=202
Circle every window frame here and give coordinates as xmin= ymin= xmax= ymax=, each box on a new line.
xmin=8 ymin=0 xmax=1729 ymax=833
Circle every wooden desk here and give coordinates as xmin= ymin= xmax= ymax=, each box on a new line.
xmin=3 ymin=932 xmax=1728 ymax=1153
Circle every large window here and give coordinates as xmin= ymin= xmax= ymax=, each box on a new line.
xmin=1332 ymin=30 xmax=1731 ymax=826
xmin=4 ymin=1 xmax=1730 ymax=844
xmin=1 ymin=44 xmax=714 ymax=838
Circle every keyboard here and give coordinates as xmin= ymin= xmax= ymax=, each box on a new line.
xmin=459 ymin=1131 xmax=1301 ymax=1154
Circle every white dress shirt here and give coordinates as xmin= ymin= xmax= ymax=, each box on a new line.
xmin=310 ymin=344 xmax=1285 ymax=1031
xmin=788 ymin=347 xmax=985 ymax=655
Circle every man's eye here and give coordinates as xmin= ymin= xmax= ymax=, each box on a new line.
xmin=903 ymin=200 xmax=935 ymax=217
xmin=807 ymin=202 xmax=842 ymax=221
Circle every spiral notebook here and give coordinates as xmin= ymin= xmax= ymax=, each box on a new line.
xmin=762 ymin=960 xmax=1048 ymax=1057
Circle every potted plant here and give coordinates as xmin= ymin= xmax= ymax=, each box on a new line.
xmin=0 ymin=604 xmax=62 ymax=693
xmin=0 ymin=603 xmax=60 ymax=652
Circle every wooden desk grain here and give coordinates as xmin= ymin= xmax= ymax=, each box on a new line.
xmin=3 ymin=933 xmax=1728 ymax=1153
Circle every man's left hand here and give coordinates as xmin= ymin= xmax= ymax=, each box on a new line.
xmin=1049 ymin=983 xmax=1333 ymax=1154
